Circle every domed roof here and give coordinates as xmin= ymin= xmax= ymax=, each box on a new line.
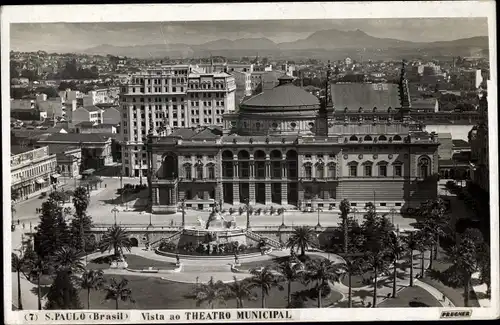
xmin=240 ymin=77 xmax=320 ymax=112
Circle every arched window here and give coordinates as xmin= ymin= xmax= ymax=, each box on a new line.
xmin=393 ymin=135 xmax=402 ymax=141
xmin=364 ymin=135 xmax=373 ymax=141
xmin=254 ymin=150 xmax=266 ymax=179
xmin=347 ymin=161 xmax=358 ymax=177
xmin=222 ymin=150 xmax=234 ymax=178
xmin=162 ymin=154 xmax=177 ymax=179
xmin=316 ymin=163 xmax=324 ymax=178
xmin=184 ymin=163 xmax=192 ymax=180
xmin=379 ymin=135 xmax=387 ymax=141
xmin=304 ymin=163 xmax=312 ymax=179
xmin=238 ymin=150 xmax=250 ymax=179
xmin=362 ymin=161 xmax=373 ymax=176
xmin=286 ymin=150 xmax=298 ymax=179
xmin=327 ymin=162 xmax=336 ymax=178
xmin=270 ymin=150 xmax=282 ymax=179
xmin=418 ymin=156 xmax=430 ymax=178
xmin=350 ymin=135 xmax=358 ymax=141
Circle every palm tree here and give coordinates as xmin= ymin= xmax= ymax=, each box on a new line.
xmin=104 ymin=277 xmax=135 ymax=310
xmin=402 ymin=231 xmax=418 ymax=287
xmin=186 ymin=277 xmax=228 ymax=309
xmin=225 ymin=277 xmax=257 ymax=308
xmin=249 ymin=266 xmax=283 ymax=308
xmin=286 ymin=226 xmax=316 ymax=257
xmin=339 ymin=199 xmax=351 ymax=254
xmin=418 ymin=199 xmax=449 ymax=262
xmin=387 ymin=232 xmax=405 ymax=298
xmin=276 ymin=260 xmax=303 ymax=307
xmin=414 ymin=231 xmax=429 ymax=278
xmin=80 ymin=269 xmax=105 ymax=309
xmin=445 ymin=237 xmax=477 ymax=307
xmin=25 ymin=252 xmax=51 ymax=310
xmin=363 ymin=250 xmax=388 ymax=308
xmin=52 ymin=246 xmax=85 ymax=273
xmin=304 ymin=259 xmax=343 ymax=308
xmin=98 ymin=225 xmax=132 ymax=258
xmin=342 ymin=255 xmax=363 ymax=308
xmin=12 ymin=252 xmax=27 ymax=310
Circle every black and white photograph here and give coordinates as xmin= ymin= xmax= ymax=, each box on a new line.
xmin=2 ymin=2 xmax=498 ymax=323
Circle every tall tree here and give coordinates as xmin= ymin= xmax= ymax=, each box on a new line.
xmin=186 ymin=277 xmax=228 ymax=309
xmin=24 ymin=251 xmax=52 ymax=310
xmin=286 ymin=226 xmax=316 ymax=257
xmin=387 ymin=232 xmax=405 ymax=298
xmin=363 ymin=250 xmax=389 ymax=308
xmin=414 ymin=230 xmax=430 ymax=278
xmin=339 ymin=199 xmax=351 ymax=254
xmin=35 ymin=194 xmax=70 ymax=259
xmin=444 ymin=236 xmax=477 ymax=307
xmin=304 ymin=259 xmax=343 ymax=308
xmin=98 ymin=225 xmax=132 ymax=258
xmin=104 ymin=277 xmax=135 ymax=310
xmin=417 ymin=199 xmax=450 ymax=263
xmin=343 ymin=255 xmax=363 ymax=308
xmin=80 ymin=269 xmax=105 ymax=309
xmin=45 ymin=270 xmax=82 ymax=310
xmin=225 ymin=277 xmax=257 ymax=308
xmin=276 ymin=260 xmax=303 ymax=307
xmin=249 ymin=266 xmax=283 ymax=308
xmin=70 ymin=187 xmax=92 ymax=252
xmin=12 ymin=252 xmax=28 ymax=310
xmin=402 ymin=231 xmax=418 ymax=287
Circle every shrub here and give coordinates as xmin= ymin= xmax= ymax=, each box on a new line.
xmin=229 ymin=207 xmax=234 ymax=215
xmin=239 ymin=244 xmax=247 ymax=252
xmin=256 ymin=208 xmax=262 ymax=215
xmin=270 ymin=206 xmax=276 ymax=215
xmin=239 ymin=206 xmax=244 ymax=215
xmin=248 ymin=206 xmax=254 ymax=214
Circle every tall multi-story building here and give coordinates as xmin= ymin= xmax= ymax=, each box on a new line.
xmin=147 ymin=62 xmax=440 ymax=214
xmin=120 ymin=65 xmax=236 ymax=177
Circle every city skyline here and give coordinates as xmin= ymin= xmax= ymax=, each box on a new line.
xmin=11 ymin=18 xmax=488 ymax=54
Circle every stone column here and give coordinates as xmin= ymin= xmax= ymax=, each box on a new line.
xmin=249 ymin=162 xmax=255 ymax=179
xmin=281 ymin=183 xmax=288 ymax=205
xmin=215 ymin=182 xmax=223 ymax=202
xmin=232 ymin=182 xmax=240 ymax=205
xmin=298 ymin=182 xmax=305 ymax=207
xmin=249 ymin=182 xmax=256 ymax=205
xmin=265 ymin=183 xmax=272 ymax=205
xmin=282 ymin=161 xmax=287 ymax=179
xmin=233 ymin=161 xmax=239 ymax=179
xmin=265 ymin=161 xmax=271 ymax=179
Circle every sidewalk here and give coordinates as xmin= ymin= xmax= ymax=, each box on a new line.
xmin=471 ymin=272 xmax=490 ymax=307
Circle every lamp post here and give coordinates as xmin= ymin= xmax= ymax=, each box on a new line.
xmin=180 ymin=199 xmax=186 ymax=228
xmin=316 ymin=206 xmax=322 ymax=227
xmin=281 ymin=208 xmax=285 ymax=227
xmin=245 ymin=197 xmax=250 ymax=229
xmin=389 ymin=208 xmax=397 ymax=226
xmin=111 ymin=206 xmax=119 ymax=225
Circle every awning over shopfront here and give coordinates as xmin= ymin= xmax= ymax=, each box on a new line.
xmin=51 ymin=174 xmax=62 ymax=178
xmin=35 ymin=178 xmax=46 ymax=185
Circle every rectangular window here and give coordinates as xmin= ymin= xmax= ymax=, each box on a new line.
xmin=364 ymin=165 xmax=372 ymax=176
xmin=394 ymin=165 xmax=402 ymax=177
xmin=379 ymin=165 xmax=387 ymax=177
xmin=208 ymin=166 xmax=215 ymax=179
xmin=349 ymin=165 xmax=357 ymax=177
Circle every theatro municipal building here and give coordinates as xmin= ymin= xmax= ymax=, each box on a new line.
xmin=147 ymin=62 xmax=439 ymax=214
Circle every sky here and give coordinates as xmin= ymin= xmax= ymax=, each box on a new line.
xmin=10 ymin=18 xmax=488 ymax=53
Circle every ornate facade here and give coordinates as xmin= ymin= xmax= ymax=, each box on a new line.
xmin=148 ymin=62 xmax=439 ymax=214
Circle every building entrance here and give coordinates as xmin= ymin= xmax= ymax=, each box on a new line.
xmin=271 ymin=183 xmax=281 ymax=204
xmin=288 ymin=182 xmax=298 ymax=205
xmin=223 ymin=183 xmax=233 ymax=203
xmin=239 ymin=183 xmax=249 ymax=203
xmin=256 ymin=183 xmax=266 ymax=204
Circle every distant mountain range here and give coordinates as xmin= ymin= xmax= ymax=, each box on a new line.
xmin=82 ymin=28 xmax=489 ymax=60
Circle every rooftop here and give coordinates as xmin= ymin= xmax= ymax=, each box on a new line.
xmin=39 ymin=133 xmax=111 ymax=143
xmin=81 ymin=105 xmax=103 ymax=112
xmin=452 ymin=139 xmax=470 ymax=148
xmin=331 ymin=83 xmax=401 ymax=111
xmin=240 ymin=82 xmax=319 ymax=112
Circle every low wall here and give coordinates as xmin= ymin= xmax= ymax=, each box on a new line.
xmin=154 ymin=248 xmax=264 ymax=261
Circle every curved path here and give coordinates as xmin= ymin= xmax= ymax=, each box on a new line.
xmin=85 ymin=248 xmax=451 ymax=307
